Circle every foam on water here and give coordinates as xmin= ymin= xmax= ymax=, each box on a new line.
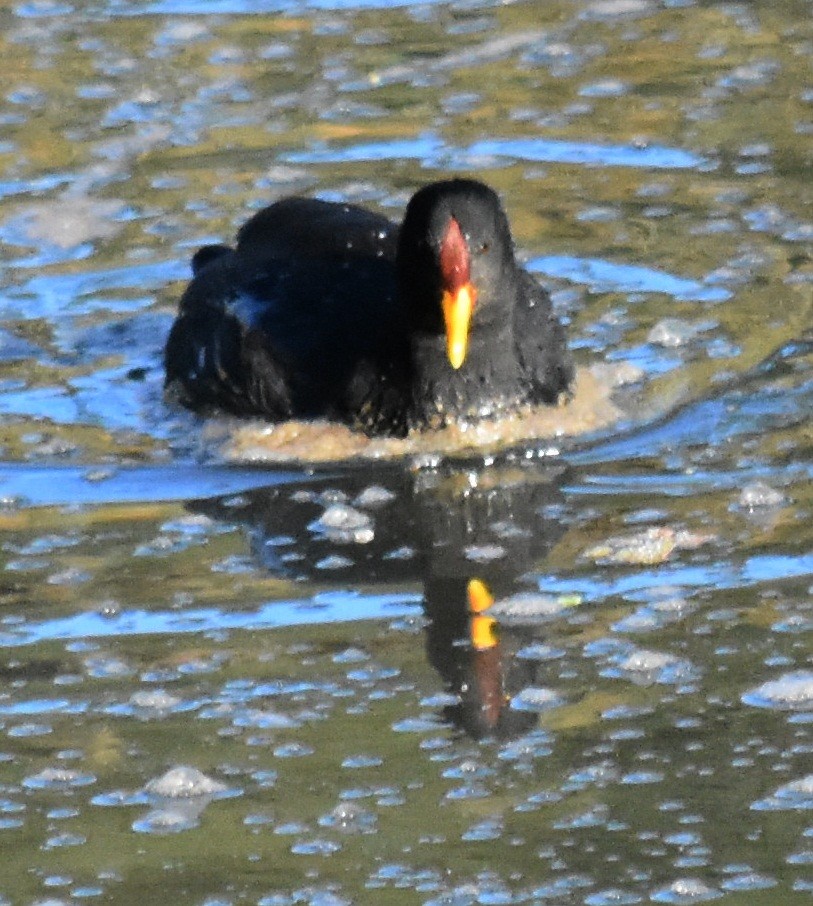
xmin=219 ymin=367 xmax=623 ymax=465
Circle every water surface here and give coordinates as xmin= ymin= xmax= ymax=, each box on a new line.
xmin=0 ymin=0 xmax=811 ymax=903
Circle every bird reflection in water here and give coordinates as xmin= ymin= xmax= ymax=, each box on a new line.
xmin=191 ymin=456 xmax=569 ymax=740
xmin=422 ymin=575 xmax=537 ymax=740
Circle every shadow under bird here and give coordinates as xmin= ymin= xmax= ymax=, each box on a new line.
xmin=164 ymin=178 xmax=573 ymax=436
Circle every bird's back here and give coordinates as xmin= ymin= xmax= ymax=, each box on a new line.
xmin=165 ymin=197 xmax=405 ymax=421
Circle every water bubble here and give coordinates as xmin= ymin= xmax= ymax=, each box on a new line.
xmin=23 ymin=768 xmax=95 ymax=790
xmin=585 ymin=889 xmax=643 ymax=905
xmin=133 ymin=808 xmax=198 ymax=835
xmin=332 ymin=647 xmax=369 ymax=664
xmin=309 ymin=504 xmax=373 ymax=544
xmin=510 ymin=687 xmax=565 ymax=713
xmin=491 ymin=592 xmax=573 ymax=622
xmin=316 ymin=555 xmax=354 ymax=570
xmin=8 ymin=723 xmax=52 ymax=737
xmin=83 ymin=655 xmax=133 ymax=680
xmin=124 ymin=689 xmax=183 ymax=716
xmin=719 ymin=873 xmax=776 ymax=891
xmin=565 ymin=762 xmax=620 ymax=790
xmin=444 ymin=784 xmax=491 ymax=801
xmin=580 ymin=79 xmax=629 ymax=98
xmin=647 ymin=319 xmax=712 ymax=347
xmin=591 ymin=640 xmax=699 ymax=687
xmin=620 ymin=770 xmax=664 ymax=785
xmin=341 ymin=754 xmax=383 ymax=769
xmin=43 ymin=831 xmax=86 ymax=849
xmin=290 ymin=837 xmax=341 ymax=856
xmin=318 ymin=802 xmax=376 ymax=834
xmin=752 ymin=775 xmax=813 ymax=811
xmin=554 ymin=804 xmax=609 ymax=829
xmin=464 ymin=544 xmax=506 ymax=562
xmin=442 ymin=760 xmax=495 ymax=781
xmin=742 ymin=672 xmax=813 ymax=711
xmin=233 ymin=710 xmax=300 ymax=730
xmin=737 ymin=482 xmax=785 ymax=509
xmin=383 ymin=545 xmax=416 ymax=560
xmin=650 ymin=878 xmax=722 ymax=903
xmin=515 ymin=643 xmax=566 ymax=661
xmin=144 ymin=766 xmax=227 ymax=799
xmin=353 ymin=485 xmax=395 ymax=508
xmin=273 ymin=742 xmax=314 ymax=759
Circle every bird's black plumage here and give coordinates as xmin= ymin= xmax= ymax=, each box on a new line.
xmin=164 ymin=179 xmax=573 ymax=436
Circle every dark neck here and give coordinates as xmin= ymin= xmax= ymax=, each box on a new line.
xmin=408 ymin=321 xmax=524 ymax=429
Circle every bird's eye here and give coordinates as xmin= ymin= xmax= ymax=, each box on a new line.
xmin=478 ymin=242 xmax=490 ymax=255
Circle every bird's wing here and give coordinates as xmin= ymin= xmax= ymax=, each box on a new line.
xmin=164 ymin=250 xmax=294 ymax=418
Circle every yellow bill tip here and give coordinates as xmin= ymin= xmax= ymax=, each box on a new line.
xmin=442 ymin=284 xmax=476 ymax=370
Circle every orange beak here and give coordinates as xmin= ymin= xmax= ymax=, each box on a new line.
xmin=439 ymin=216 xmax=476 ymax=369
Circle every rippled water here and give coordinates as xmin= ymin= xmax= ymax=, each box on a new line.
xmin=0 ymin=0 xmax=811 ymax=903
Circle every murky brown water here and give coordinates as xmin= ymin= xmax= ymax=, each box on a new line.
xmin=0 ymin=1 xmax=811 ymax=903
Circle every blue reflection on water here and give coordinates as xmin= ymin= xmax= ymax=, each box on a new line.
xmin=0 ymin=464 xmax=312 ymax=507
xmin=284 ymin=134 xmax=706 ymax=171
xmin=466 ymin=137 xmax=706 ymax=170
xmin=3 ymin=545 xmax=810 ymax=647
xmin=564 ymin=464 xmax=811 ymax=498
xmin=537 ymin=552 xmax=813 ymax=602
xmin=572 ymin=376 xmax=812 ymax=465
xmin=0 ymin=592 xmax=423 ymax=648
xmin=529 ymin=255 xmax=731 ymax=302
xmin=0 ymin=172 xmax=74 ymax=199
xmin=6 ymin=260 xmax=188 ymax=319
xmin=0 ymin=388 xmax=80 ymax=423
